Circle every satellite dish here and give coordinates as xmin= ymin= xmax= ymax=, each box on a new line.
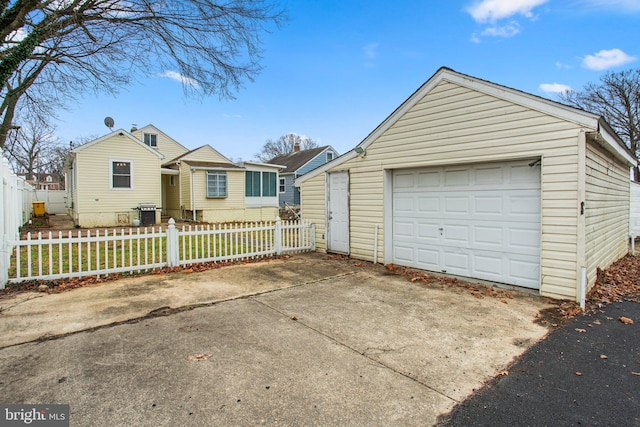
xmin=104 ymin=116 xmax=115 ymax=130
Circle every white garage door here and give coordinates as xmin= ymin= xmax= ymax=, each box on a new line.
xmin=392 ymin=160 xmax=540 ymax=289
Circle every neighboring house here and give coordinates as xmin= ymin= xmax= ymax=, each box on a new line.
xmin=296 ymin=67 xmax=637 ymax=302
xmin=65 ymin=125 xmax=281 ymax=227
xmin=267 ymin=145 xmax=338 ymax=206
xmin=18 ymin=172 xmax=64 ymax=190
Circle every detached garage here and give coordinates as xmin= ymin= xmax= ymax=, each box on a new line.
xmin=296 ymin=67 xmax=636 ymax=301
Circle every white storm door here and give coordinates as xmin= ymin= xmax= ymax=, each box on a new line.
xmin=327 ymin=171 xmax=349 ymax=254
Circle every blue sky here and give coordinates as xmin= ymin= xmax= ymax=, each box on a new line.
xmin=55 ymin=0 xmax=640 ymax=161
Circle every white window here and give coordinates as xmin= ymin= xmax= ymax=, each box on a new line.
xmin=143 ymin=133 xmax=158 ymax=148
xmin=279 ymin=177 xmax=286 ymax=193
xmin=206 ymin=171 xmax=227 ymax=198
xmin=326 ymin=151 xmax=334 ymax=161
xmin=112 ymin=161 xmax=132 ymax=189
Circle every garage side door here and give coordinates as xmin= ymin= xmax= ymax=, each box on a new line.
xmin=392 ymin=160 xmax=540 ymax=289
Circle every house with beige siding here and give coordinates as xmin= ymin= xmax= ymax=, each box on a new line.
xmin=66 ymin=126 xmax=281 ymax=227
xmin=296 ymin=67 xmax=636 ymax=302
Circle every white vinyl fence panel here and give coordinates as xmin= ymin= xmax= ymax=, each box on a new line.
xmin=1 ymin=157 xmax=32 ymax=287
xmin=3 ymin=218 xmax=315 ymax=285
xmin=34 ymin=190 xmax=67 ymax=214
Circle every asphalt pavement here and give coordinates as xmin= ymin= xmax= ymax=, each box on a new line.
xmin=438 ymin=300 xmax=640 ymax=427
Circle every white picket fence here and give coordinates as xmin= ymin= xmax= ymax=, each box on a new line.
xmin=2 ymin=218 xmax=315 ymax=286
xmin=1 ymin=157 xmax=33 ymax=286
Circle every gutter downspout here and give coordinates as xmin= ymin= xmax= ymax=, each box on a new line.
xmin=177 ymin=161 xmax=183 ymax=220
xmin=190 ymin=168 xmax=196 ymax=221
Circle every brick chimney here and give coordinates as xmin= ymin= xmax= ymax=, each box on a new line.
xmin=293 ymin=142 xmax=300 ymax=152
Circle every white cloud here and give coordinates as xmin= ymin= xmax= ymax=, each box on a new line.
xmin=467 ymin=0 xmax=548 ymax=23
xmin=159 ymin=71 xmax=200 ymax=88
xmin=540 ymin=83 xmax=572 ymax=93
xmin=582 ymin=48 xmax=637 ymax=70
xmin=481 ymin=21 xmax=520 ymax=37
xmin=470 ymin=33 xmax=482 ymax=43
xmin=363 ymin=43 xmax=379 ymax=59
xmin=555 ymin=61 xmax=572 ymax=69
xmin=223 ymin=114 xmax=242 ymax=119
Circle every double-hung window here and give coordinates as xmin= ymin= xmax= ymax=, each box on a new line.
xmin=143 ymin=133 xmax=158 ymax=148
xmin=206 ymin=171 xmax=227 ymax=198
xmin=112 ymin=161 xmax=132 ymax=189
xmin=262 ymin=172 xmax=276 ymax=197
xmin=279 ymin=177 xmax=286 ymax=193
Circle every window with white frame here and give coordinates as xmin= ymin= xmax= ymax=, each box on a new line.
xmin=279 ymin=177 xmax=286 ymax=193
xmin=206 ymin=171 xmax=227 ymax=198
xmin=326 ymin=151 xmax=334 ymax=161
xmin=143 ymin=133 xmax=158 ymax=148
xmin=112 ymin=161 xmax=132 ymax=189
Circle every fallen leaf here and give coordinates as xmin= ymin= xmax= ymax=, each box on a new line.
xmin=600 ymin=354 xmax=608 ymax=359
xmin=187 ymin=354 xmax=211 ymax=361
xmin=575 ymin=328 xmax=587 ymax=333
xmin=632 ymin=372 xmax=640 ymax=376
xmin=575 ymin=372 xmax=583 ymax=376
xmin=500 ymin=299 xmax=508 ymax=304
xmin=593 ymin=320 xmax=601 ymax=325
xmin=619 ymin=316 xmax=634 ymax=324
xmin=495 ymin=370 xmax=509 ymax=376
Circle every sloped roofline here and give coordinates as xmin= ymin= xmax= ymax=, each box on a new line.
xmin=165 ymin=144 xmax=234 ymax=165
xmin=137 ymin=124 xmax=189 ymax=153
xmin=296 ymin=67 xmax=636 ymax=186
xmin=71 ymin=129 xmax=165 ymax=159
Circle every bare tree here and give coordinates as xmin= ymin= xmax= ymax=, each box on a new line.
xmin=559 ymin=69 xmax=640 ymax=180
xmin=0 ymin=0 xmax=284 ymax=148
xmin=255 ymin=132 xmax=318 ymax=162
xmin=3 ymin=112 xmax=63 ymax=181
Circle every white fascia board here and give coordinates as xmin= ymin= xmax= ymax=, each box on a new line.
xmin=189 ymin=166 xmax=242 ymax=172
xmin=72 ymin=129 xmax=165 ymax=159
xmin=594 ymin=125 xmax=637 ymax=166
xmin=295 ymin=151 xmax=358 ymax=186
xmin=240 ymin=161 xmax=286 ymax=169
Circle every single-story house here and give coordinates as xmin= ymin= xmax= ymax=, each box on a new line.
xmin=65 ymin=125 xmax=281 ymax=227
xmin=267 ymin=144 xmax=338 ymax=207
xmin=296 ymin=67 xmax=637 ymax=301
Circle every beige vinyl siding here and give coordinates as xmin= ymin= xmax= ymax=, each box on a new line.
xmin=181 ymin=146 xmax=230 ymax=163
xmin=300 ymin=173 xmax=327 ymax=251
xmin=189 ymin=169 xmax=245 ymax=222
xmin=243 ymin=207 xmax=279 ymax=222
xmin=75 ymin=134 xmax=162 ymax=227
xmin=133 ymin=126 xmax=188 ymax=162
xmin=302 ymin=80 xmax=587 ymax=299
xmin=584 ymin=139 xmax=630 ymax=289
xmin=163 ymin=174 xmax=181 ymax=219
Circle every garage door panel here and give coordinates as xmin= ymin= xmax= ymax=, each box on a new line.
xmin=392 ymin=160 xmax=540 ymax=289
xmin=443 ymin=225 xmax=469 ymax=244
xmin=444 ymin=169 xmax=470 ymax=186
xmin=417 ymin=222 xmax=440 ymax=240
xmin=394 ymin=196 xmax=414 ymax=212
xmin=444 ymin=197 xmax=469 ymax=214
xmin=443 ymin=250 xmax=470 ymax=272
xmin=394 ymin=220 xmax=414 ymax=238
xmin=417 ymin=171 xmax=440 ymax=188
xmin=475 ymin=196 xmax=503 ymax=215
xmin=417 ymin=248 xmax=440 ymax=269
xmin=394 ymin=245 xmax=415 ymax=264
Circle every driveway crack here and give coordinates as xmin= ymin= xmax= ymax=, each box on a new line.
xmin=252 ymin=298 xmax=458 ymax=403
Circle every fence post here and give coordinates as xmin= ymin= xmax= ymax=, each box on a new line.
xmin=310 ymin=223 xmax=316 ymax=251
xmin=166 ymin=218 xmax=179 ymax=267
xmin=274 ymin=216 xmax=282 ymax=255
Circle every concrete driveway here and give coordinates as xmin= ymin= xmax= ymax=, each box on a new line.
xmin=0 ymin=253 xmax=552 ymax=426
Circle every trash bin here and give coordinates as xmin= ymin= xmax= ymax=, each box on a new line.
xmin=32 ymin=201 xmax=46 ymax=217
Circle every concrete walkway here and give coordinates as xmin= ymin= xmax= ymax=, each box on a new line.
xmin=0 ymin=253 xmax=553 ymax=425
